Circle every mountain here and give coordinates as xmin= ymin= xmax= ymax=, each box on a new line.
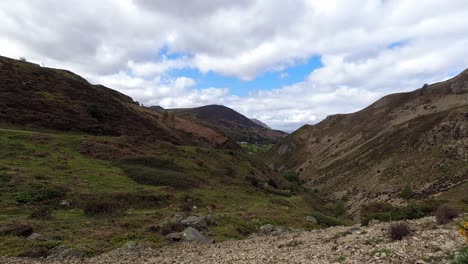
xmin=250 ymin=118 xmax=271 ymax=129
xmin=171 ymin=105 xmax=288 ymax=144
xmin=0 ymin=56 xmax=236 ymax=149
xmin=267 ymin=69 xmax=468 ymax=212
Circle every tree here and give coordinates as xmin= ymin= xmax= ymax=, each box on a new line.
xmin=335 ymin=200 xmax=346 ymax=217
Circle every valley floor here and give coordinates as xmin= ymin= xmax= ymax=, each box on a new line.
xmin=1 ymin=216 xmax=466 ymax=264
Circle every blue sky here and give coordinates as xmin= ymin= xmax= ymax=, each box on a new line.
xmin=169 ymin=55 xmax=323 ymax=96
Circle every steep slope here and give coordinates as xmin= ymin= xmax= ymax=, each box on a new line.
xmin=0 ymin=56 xmax=235 ymax=149
xmin=250 ymin=118 xmax=271 ymax=129
xmin=172 ymin=105 xmax=288 ymax=144
xmin=267 ymin=69 xmax=468 ymax=210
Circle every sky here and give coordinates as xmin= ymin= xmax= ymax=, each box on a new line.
xmin=1 ymin=0 xmax=468 ymax=131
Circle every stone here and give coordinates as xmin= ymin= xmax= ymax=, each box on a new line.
xmin=48 ymin=245 xmax=85 ymax=259
xmin=305 ymin=216 xmax=318 ymax=224
xmin=166 ymin=232 xmax=183 ymax=242
xmin=59 ymin=200 xmax=71 ymax=207
xmin=204 ymin=214 xmax=218 ymax=226
xmin=259 ymin=224 xmax=275 ymax=236
xmin=272 ymin=226 xmax=289 ymax=236
xmin=182 ymin=227 xmax=208 ymax=243
xmin=181 ymin=216 xmax=208 ymax=229
xmin=122 ymin=241 xmax=138 ymax=249
xmin=170 ymin=214 xmax=184 ymax=223
xmin=26 ymin=233 xmax=43 ymax=241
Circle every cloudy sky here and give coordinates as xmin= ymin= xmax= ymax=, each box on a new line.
xmin=1 ymin=0 xmax=468 ymax=131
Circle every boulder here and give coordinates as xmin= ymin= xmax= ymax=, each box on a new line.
xmin=170 ymin=214 xmax=184 ymax=223
xmin=182 ymin=227 xmax=209 ymax=243
xmin=204 ymin=214 xmax=218 ymax=226
xmin=48 ymin=245 xmax=85 ymax=259
xmin=181 ymin=216 xmax=208 ymax=229
xmin=121 ymin=241 xmax=138 ymax=249
xmin=26 ymin=233 xmax=44 ymax=241
xmin=305 ymin=216 xmax=318 ymax=224
xmin=258 ymin=224 xmax=275 ymax=236
xmin=166 ymin=232 xmax=183 ymax=242
xmin=272 ymin=226 xmax=289 ymax=236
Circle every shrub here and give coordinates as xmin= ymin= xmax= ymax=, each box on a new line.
xmin=267 ymin=179 xmax=278 ymax=188
xmin=435 ymin=206 xmax=460 ymax=225
xmin=122 ymin=165 xmax=199 ymax=189
xmin=309 ymin=211 xmax=351 ymax=227
xmin=0 ymin=173 xmax=11 ymax=183
xmin=30 ymin=206 xmax=53 ymax=220
xmin=459 ymin=221 xmax=468 ymax=240
xmin=19 ymin=57 xmax=27 ymax=62
xmin=452 ymin=246 xmax=468 ymax=264
xmin=78 ymin=192 xmax=170 ymax=211
xmin=119 ymin=156 xmax=180 ymax=170
xmin=83 ymin=199 xmax=124 ymax=217
xmin=360 ymin=200 xmax=441 ymax=225
xmin=87 ymin=103 xmax=104 ymax=121
xmin=14 ymin=184 xmax=66 ymax=204
xmin=399 ymin=186 xmax=414 ymax=200
xmin=283 ymin=171 xmax=300 ymax=184
xmin=335 ymin=200 xmax=347 ymax=217
xmin=388 ymin=222 xmax=411 ymax=241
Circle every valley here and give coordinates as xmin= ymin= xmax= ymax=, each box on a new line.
xmin=0 ymin=56 xmax=467 ymax=263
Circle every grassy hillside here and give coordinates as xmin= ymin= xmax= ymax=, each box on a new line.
xmin=0 ymin=56 xmax=236 ymax=149
xmin=0 ymin=127 xmax=343 ymax=257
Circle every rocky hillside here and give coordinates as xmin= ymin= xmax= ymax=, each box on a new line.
xmin=2 ymin=216 xmax=466 ymax=263
xmin=171 ymin=105 xmax=288 ymax=144
xmin=0 ymin=56 xmax=236 ymax=149
xmin=267 ymin=69 xmax=468 ymax=212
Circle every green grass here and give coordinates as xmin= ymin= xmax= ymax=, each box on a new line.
xmin=0 ymin=127 xmax=335 ymax=257
xmin=240 ymin=143 xmax=274 ymax=154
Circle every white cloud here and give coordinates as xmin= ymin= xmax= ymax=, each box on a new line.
xmin=0 ymin=0 xmax=467 ymax=131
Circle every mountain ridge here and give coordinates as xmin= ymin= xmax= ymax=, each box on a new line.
xmin=171 ymin=104 xmax=288 ymax=144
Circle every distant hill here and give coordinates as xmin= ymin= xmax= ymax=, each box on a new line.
xmin=148 ymin=105 xmax=164 ymax=111
xmin=250 ymin=118 xmax=271 ymax=129
xmin=267 ymin=69 xmax=468 ymax=212
xmin=170 ymin=105 xmax=288 ymax=144
xmin=0 ymin=56 xmax=237 ymax=149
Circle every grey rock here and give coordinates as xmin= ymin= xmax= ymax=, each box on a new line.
xmin=170 ymin=214 xmax=184 ymax=223
xmin=166 ymin=232 xmax=183 ymax=242
xmin=182 ymin=227 xmax=208 ymax=243
xmin=48 ymin=245 xmax=85 ymax=259
xmin=305 ymin=216 xmax=318 ymax=224
xmin=181 ymin=216 xmax=208 ymax=229
xmin=122 ymin=241 xmax=138 ymax=249
xmin=272 ymin=226 xmax=289 ymax=236
xmin=259 ymin=224 xmax=275 ymax=236
xmin=26 ymin=233 xmax=43 ymax=241
xmin=204 ymin=214 xmax=218 ymax=226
